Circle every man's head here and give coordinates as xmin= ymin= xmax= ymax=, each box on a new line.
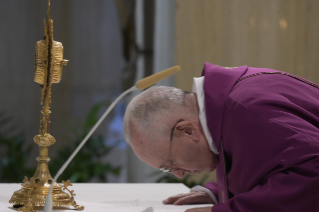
xmin=124 ymin=86 xmax=219 ymax=178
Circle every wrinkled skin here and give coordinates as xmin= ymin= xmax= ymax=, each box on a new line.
xmin=185 ymin=206 xmax=212 ymax=212
xmin=163 ymin=191 xmax=215 ymax=205
xmin=163 ymin=191 xmax=214 ymax=212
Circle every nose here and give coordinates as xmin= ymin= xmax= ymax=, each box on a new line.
xmin=172 ymin=169 xmax=185 ymax=178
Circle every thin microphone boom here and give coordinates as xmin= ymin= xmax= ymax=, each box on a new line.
xmin=43 ymin=65 xmax=180 ymax=212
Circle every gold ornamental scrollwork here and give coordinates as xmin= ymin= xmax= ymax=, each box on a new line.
xmin=34 ymin=133 xmax=56 ymax=147
xmin=62 ymin=180 xmax=84 ymax=211
xmin=17 ymin=180 xmax=36 ymax=212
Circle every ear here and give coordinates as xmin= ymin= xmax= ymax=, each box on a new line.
xmin=176 ymin=121 xmax=200 ymax=141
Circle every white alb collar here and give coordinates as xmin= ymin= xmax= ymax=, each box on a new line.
xmin=192 ymin=77 xmax=218 ymax=154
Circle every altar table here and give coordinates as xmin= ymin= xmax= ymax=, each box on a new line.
xmin=0 ymin=183 xmax=212 ymax=212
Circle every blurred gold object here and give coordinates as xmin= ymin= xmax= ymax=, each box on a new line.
xmin=35 ymin=40 xmax=68 ymax=85
xmin=9 ymin=1 xmax=83 ymax=211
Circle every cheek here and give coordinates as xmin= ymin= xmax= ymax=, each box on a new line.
xmin=176 ymin=144 xmax=218 ymax=170
xmin=176 ymin=145 xmax=204 ymax=169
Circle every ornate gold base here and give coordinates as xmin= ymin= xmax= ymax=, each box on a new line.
xmin=9 ymin=178 xmax=84 ymax=212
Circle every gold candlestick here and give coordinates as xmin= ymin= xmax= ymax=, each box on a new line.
xmin=9 ymin=1 xmax=83 ymax=211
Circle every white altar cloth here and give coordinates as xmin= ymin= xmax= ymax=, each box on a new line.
xmin=0 ymin=183 xmax=212 ymax=212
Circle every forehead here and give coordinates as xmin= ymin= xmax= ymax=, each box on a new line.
xmin=130 ymin=130 xmax=169 ymax=169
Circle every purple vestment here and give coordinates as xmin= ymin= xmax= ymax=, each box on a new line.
xmin=202 ymin=63 xmax=319 ymax=212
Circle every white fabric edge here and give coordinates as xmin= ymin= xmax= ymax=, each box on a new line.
xmin=191 ymin=185 xmax=218 ymax=204
xmin=192 ymin=77 xmax=219 ymax=154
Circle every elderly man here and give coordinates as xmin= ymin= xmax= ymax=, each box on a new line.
xmin=123 ymin=63 xmax=319 ymax=212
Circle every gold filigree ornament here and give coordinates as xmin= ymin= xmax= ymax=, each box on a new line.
xmin=17 ymin=181 xmax=36 ymax=212
xmin=34 ymin=40 xmax=68 ymax=85
xmin=34 ymin=133 xmax=56 ymax=147
xmin=222 ymin=66 xmax=238 ymax=69
xmin=9 ymin=0 xmax=83 ymax=211
xmin=62 ymin=180 xmax=85 ymax=211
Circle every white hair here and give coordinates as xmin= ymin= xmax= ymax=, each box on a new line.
xmin=123 ymin=86 xmax=197 ymax=144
